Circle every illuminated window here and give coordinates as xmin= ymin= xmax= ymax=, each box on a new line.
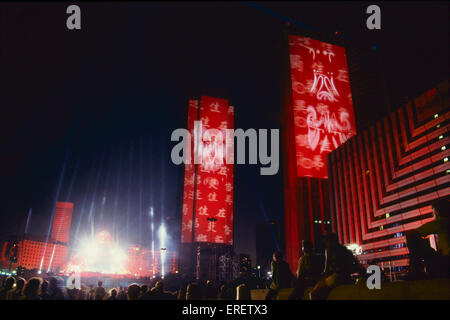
xmin=439 ymin=135 xmax=444 ymax=140
xmin=436 ymin=124 xmax=441 ymax=129
xmin=442 ymin=146 xmax=447 ymax=151
xmin=385 ymin=213 xmax=390 ymax=218
xmin=379 ymin=226 xmax=384 ymax=231
xmin=444 ymin=157 xmax=449 ymax=163
xmin=434 ymin=114 xmax=439 ymax=118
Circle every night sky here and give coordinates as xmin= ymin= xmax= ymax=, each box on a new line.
xmin=0 ymin=2 xmax=448 ymax=264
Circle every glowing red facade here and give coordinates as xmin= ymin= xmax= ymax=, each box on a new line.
xmin=0 ymin=202 xmax=74 ymax=271
xmin=51 ymin=202 xmax=73 ymax=243
xmin=181 ymin=96 xmax=234 ymax=245
xmin=288 ymin=35 xmax=356 ymax=178
xmin=327 ymin=81 xmax=449 ymax=270
xmin=283 ymin=34 xmax=356 ymax=271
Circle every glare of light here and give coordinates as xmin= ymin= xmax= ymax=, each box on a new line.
xmin=444 ymin=157 xmax=449 ymax=163
xmin=159 ymin=224 xmax=167 ymax=278
xmin=434 ymin=114 xmax=439 ymax=118
xmin=439 ymin=135 xmax=443 ymax=140
xmin=257 ymin=265 xmax=261 ymax=270
xmin=441 ymin=146 xmax=447 ymax=151
xmin=72 ymin=232 xmax=128 ymax=274
xmin=37 ymin=270 xmax=42 ymax=274
xmin=346 ymin=243 xmax=362 ymax=255
xmin=158 ymin=224 xmax=167 ymax=246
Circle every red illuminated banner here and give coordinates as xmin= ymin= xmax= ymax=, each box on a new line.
xmin=181 ymin=96 xmax=234 ymax=245
xmin=289 ymin=35 xmax=356 ymax=178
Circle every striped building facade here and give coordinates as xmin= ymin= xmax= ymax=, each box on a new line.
xmin=327 ymin=80 xmax=449 ymax=270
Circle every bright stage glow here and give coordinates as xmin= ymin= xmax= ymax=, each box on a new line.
xmin=346 ymin=243 xmax=362 ymax=255
xmin=65 ymin=230 xmax=129 ymax=275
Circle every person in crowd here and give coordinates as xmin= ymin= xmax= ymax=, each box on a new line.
xmin=149 ymin=281 xmax=175 ymax=300
xmin=127 ymin=283 xmax=141 ymax=300
xmin=406 ymin=198 xmax=449 ymax=279
xmin=139 ymin=284 xmax=154 ymax=300
xmin=288 ymin=240 xmax=323 ymax=300
xmin=76 ymin=285 xmax=87 ymax=300
xmin=140 ymin=285 xmax=149 ymax=297
xmin=6 ymin=277 xmax=25 ymax=300
xmin=265 ymin=251 xmax=294 ymax=300
xmin=107 ymin=288 xmax=117 ymax=300
xmin=0 ymin=277 xmax=15 ymax=300
xmin=309 ymin=233 xmax=359 ymax=300
xmin=48 ymin=277 xmax=65 ymax=300
xmin=236 ymin=283 xmax=251 ymax=300
xmin=186 ymin=282 xmax=203 ymax=300
xmin=20 ymin=277 xmax=42 ymax=300
xmin=217 ymin=284 xmax=233 ymax=300
xmin=94 ymin=280 xmax=106 ymax=300
xmin=204 ymin=280 xmax=217 ymax=299
xmin=177 ymin=287 xmax=186 ymax=300
xmin=39 ymin=280 xmax=51 ymax=300
xmin=86 ymin=285 xmax=95 ymax=300
xmin=117 ymin=287 xmax=127 ymax=300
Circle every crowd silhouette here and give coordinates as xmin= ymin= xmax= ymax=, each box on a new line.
xmin=0 ymin=199 xmax=448 ymax=301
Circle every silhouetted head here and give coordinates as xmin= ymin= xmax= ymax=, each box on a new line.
xmin=97 ymin=281 xmax=103 ymax=287
xmin=154 ymin=281 xmax=164 ymax=292
xmin=302 ymin=240 xmax=313 ymax=254
xmin=110 ymin=289 xmax=117 ymax=297
xmin=41 ymin=280 xmax=48 ymax=293
xmin=23 ymin=277 xmax=42 ymax=297
xmin=273 ymin=251 xmax=283 ymax=262
xmin=324 ymin=233 xmax=339 ymax=249
xmin=141 ymin=285 xmax=148 ymax=294
xmin=127 ymin=283 xmax=141 ymax=300
xmin=4 ymin=277 xmax=15 ymax=290
xmin=48 ymin=277 xmax=58 ymax=290
xmin=186 ymin=282 xmax=202 ymax=300
xmin=15 ymin=277 xmax=25 ymax=290
xmin=432 ymin=198 xmax=449 ymax=219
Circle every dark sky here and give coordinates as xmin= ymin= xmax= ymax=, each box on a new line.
xmin=0 ymin=1 xmax=448 ymax=264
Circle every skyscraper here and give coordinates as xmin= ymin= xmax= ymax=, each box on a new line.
xmin=179 ymin=96 xmax=235 ymax=278
xmin=51 ymin=202 xmax=74 ymax=244
xmin=282 ymin=31 xmax=357 ymax=271
xmin=327 ymin=80 xmax=449 ymax=274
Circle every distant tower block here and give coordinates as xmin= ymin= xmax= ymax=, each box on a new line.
xmin=51 ymin=202 xmax=74 ymax=243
